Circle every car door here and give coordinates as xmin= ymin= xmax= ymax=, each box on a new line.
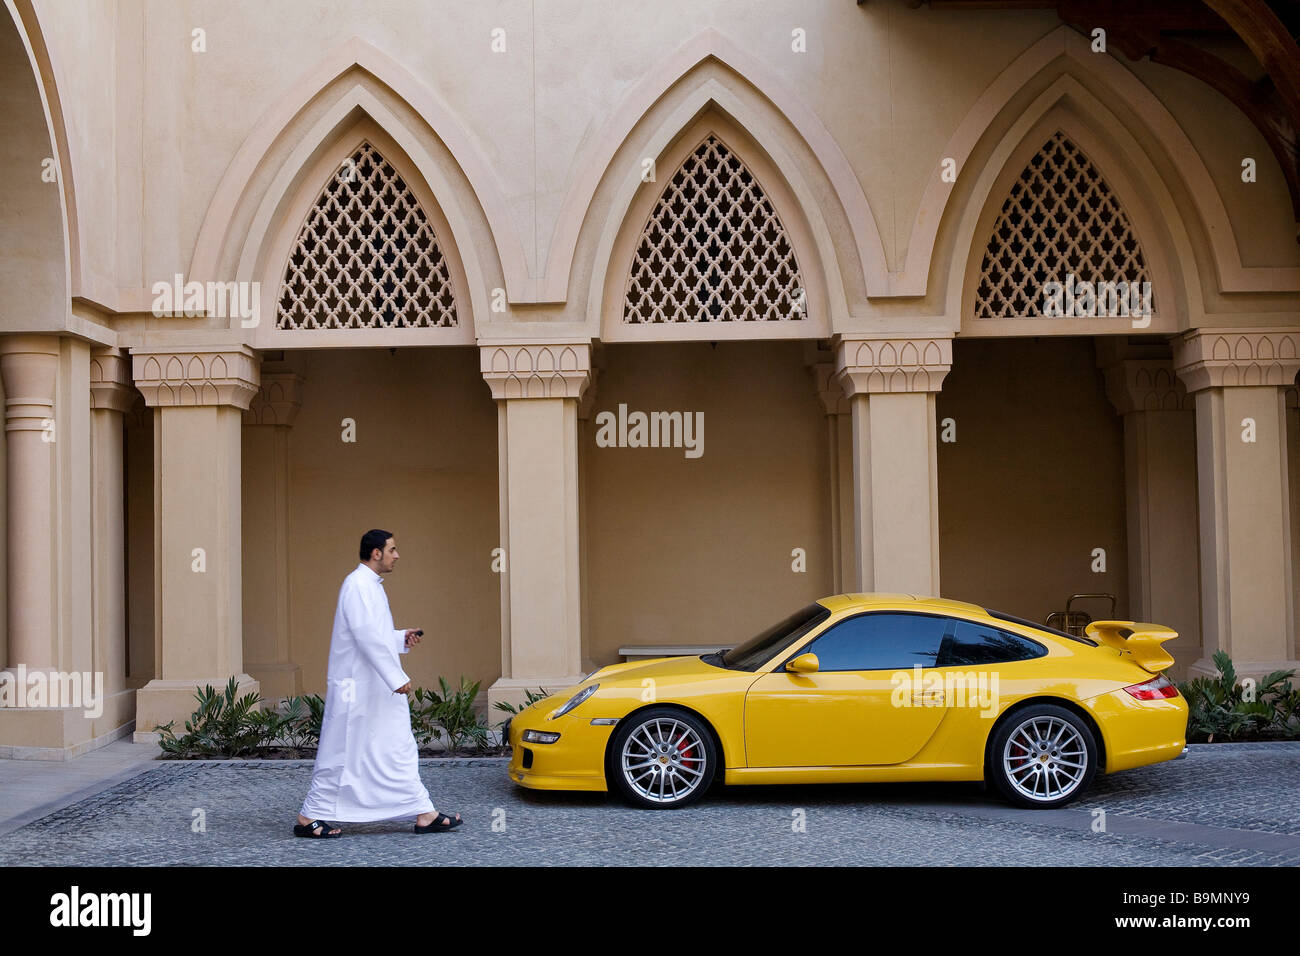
xmin=743 ymin=612 xmax=952 ymax=767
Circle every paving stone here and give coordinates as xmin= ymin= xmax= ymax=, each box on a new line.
xmin=0 ymin=743 xmax=1295 ymax=865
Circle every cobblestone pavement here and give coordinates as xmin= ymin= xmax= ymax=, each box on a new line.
xmin=1 ymin=743 xmax=1297 ymax=865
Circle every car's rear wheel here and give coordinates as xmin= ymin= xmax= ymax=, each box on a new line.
xmin=608 ymin=708 xmax=716 ymax=809
xmin=989 ymin=704 xmax=1097 ymax=809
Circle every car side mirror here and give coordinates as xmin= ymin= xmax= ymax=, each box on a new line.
xmin=786 ymin=653 xmax=819 ymax=674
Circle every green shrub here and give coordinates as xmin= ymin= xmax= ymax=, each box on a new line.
xmin=275 ymin=694 xmax=324 ymax=753
xmin=493 ymin=687 xmax=552 ymax=743
xmin=154 ymin=677 xmax=268 ymax=758
xmin=1178 ymin=651 xmax=1298 ymax=742
xmin=154 ymin=675 xmax=496 ymax=757
xmin=411 ymin=677 xmax=491 ymax=753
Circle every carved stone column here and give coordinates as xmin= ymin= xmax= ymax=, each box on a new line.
xmin=1290 ymin=385 xmax=1300 ymax=662
xmin=1173 ymin=328 xmax=1300 ymax=681
xmin=834 ymin=334 xmax=951 ymax=595
xmin=809 ymin=360 xmax=853 ymax=594
xmin=0 ymin=336 xmax=121 ymax=757
xmin=0 ymin=336 xmax=59 ymax=670
xmin=481 ymin=340 xmax=590 ymax=710
xmin=241 ymin=365 xmax=304 ymax=700
xmin=88 ymin=347 xmax=137 ymax=732
xmin=131 ymin=345 xmax=261 ymax=739
xmin=576 ymin=349 xmax=602 ymax=676
xmin=1099 ymin=350 xmax=1201 ymax=679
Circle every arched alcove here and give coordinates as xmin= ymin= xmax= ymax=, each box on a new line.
xmin=259 ymin=123 xmax=472 ymax=347
xmin=597 ymin=111 xmax=831 ymax=341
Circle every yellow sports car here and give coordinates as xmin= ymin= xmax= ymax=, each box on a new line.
xmin=507 ymin=593 xmax=1188 ymax=809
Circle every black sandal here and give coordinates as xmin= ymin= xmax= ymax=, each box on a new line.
xmin=294 ymin=819 xmax=342 ymax=838
xmin=414 ymin=811 xmax=463 ymax=833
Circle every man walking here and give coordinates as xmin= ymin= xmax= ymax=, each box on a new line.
xmin=294 ymin=529 xmax=462 ymax=836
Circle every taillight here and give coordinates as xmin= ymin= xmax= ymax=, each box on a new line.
xmin=1123 ymin=673 xmax=1179 ymax=700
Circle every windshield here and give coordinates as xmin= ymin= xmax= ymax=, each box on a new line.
xmin=719 ymin=602 xmax=831 ymax=671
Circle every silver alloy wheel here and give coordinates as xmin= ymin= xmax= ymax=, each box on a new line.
xmin=620 ymin=717 xmax=708 ymax=804
xmin=1001 ymin=715 xmax=1089 ymax=802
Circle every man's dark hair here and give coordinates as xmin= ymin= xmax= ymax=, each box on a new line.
xmin=360 ymin=529 xmax=393 ymax=562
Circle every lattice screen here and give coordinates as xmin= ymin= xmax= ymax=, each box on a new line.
xmin=975 ymin=132 xmax=1151 ymax=318
xmin=277 ymin=142 xmax=458 ymax=330
xmin=624 ymin=135 xmax=805 ymax=324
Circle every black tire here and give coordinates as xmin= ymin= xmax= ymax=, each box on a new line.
xmin=988 ymin=703 xmax=1098 ymax=809
xmin=607 ymin=707 xmax=717 ymax=809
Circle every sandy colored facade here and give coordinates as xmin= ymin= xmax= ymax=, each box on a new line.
xmin=0 ymin=0 xmax=1297 ymax=758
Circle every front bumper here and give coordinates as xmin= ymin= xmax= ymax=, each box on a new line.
xmin=507 ymin=699 xmax=616 ymax=792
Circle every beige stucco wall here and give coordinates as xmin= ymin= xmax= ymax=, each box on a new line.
xmin=584 ymin=341 xmax=832 ymax=664
xmin=276 ymin=346 xmax=500 ymax=695
xmin=19 ymin=0 xmax=1298 ymax=320
xmin=0 ymin=9 xmax=66 ymax=333
xmin=1 ymin=1 xmax=1296 ymax=755
xmin=937 ymin=337 xmax=1130 ymax=630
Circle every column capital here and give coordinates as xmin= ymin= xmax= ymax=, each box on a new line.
xmin=89 ymin=347 xmax=136 ymax=414
xmin=1101 ymin=358 xmax=1192 ymax=415
xmin=479 ymin=340 xmax=591 ymax=401
xmin=0 ymin=334 xmax=59 ymax=433
xmin=131 ymin=344 xmax=260 ymax=409
xmin=243 ymin=365 xmax=304 ymax=426
xmin=1172 ymin=328 xmax=1300 ymax=394
xmin=832 ymin=334 xmax=952 ymax=397
xmin=577 ymin=367 xmax=602 ymax=420
xmin=810 ymin=361 xmax=850 ymax=414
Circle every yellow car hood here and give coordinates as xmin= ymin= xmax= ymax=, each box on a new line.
xmin=588 ymin=654 xmax=727 ymax=686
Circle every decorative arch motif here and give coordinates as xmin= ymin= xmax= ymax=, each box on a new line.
xmin=277 ymin=141 xmax=458 ymax=330
xmin=975 ymin=131 xmax=1152 ymax=319
xmin=623 ymin=135 xmax=805 ymax=324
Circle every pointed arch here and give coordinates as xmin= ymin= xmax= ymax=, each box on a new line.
xmin=277 ymin=140 xmax=459 ymax=332
xmin=623 ymin=133 xmax=806 ymax=326
xmin=945 ymin=75 xmax=1196 ymax=334
xmin=567 ymin=28 xmax=887 ymax=332
xmin=1 ymin=0 xmax=75 ymax=327
xmin=595 ymin=109 xmax=830 ymax=341
xmin=248 ymin=115 xmax=474 ymax=347
xmin=913 ymin=25 xmax=1300 ymax=304
xmin=189 ymin=38 xmax=515 ymax=334
xmin=974 ymin=131 xmax=1154 ymax=320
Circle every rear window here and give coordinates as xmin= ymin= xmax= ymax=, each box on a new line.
xmin=984 ymin=607 xmax=1097 ymax=646
xmin=940 ymin=620 xmax=1046 ymax=666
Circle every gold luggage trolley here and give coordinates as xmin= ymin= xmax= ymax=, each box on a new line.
xmin=1045 ymin=593 xmax=1116 ymax=637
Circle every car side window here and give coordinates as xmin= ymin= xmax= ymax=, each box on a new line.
xmin=797 ymin=613 xmax=948 ymax=672
xmin=939 ymin=620 xmax=1046 ymax=666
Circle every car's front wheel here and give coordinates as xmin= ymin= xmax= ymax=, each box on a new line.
xmin=989 ymin=704 xmax=1098 ymax=809
xmin=607 ymin=708 xmax=717 ymax=809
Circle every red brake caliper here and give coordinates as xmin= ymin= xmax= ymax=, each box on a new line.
xmin=1010 ymin=742 xmax=1028 ymax=768
xmin=678 ymin=737 xmax=697 ymax=767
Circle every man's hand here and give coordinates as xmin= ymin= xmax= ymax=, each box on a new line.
xmin=403 ymin=628 xmax=423 ymax=649
xmin=395 ymin=681 xmax=411 ymax=695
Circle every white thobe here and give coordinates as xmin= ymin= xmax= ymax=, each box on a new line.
xmin=300 ymin=563 xmax=435 ymax=822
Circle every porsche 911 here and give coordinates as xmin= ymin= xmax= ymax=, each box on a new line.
xmin=506 ymin=593 xmax=1187 ymax=809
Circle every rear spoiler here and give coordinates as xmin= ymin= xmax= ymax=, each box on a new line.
xmin=1084 ymin=621 xmax=1177 ymax=674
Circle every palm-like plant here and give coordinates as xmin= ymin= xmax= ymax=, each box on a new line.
xmin=155 ymin=677 xmax=267 ymax=758
xmin=1179 ymin=651 xmax=1298 ymax=742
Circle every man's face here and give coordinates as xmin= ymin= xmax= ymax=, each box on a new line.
xmin=374 ymin=538 xmax=399 ymax=573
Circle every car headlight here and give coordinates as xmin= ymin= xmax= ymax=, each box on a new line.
xmin=549 ymin=683 xmax=599 ymax=720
